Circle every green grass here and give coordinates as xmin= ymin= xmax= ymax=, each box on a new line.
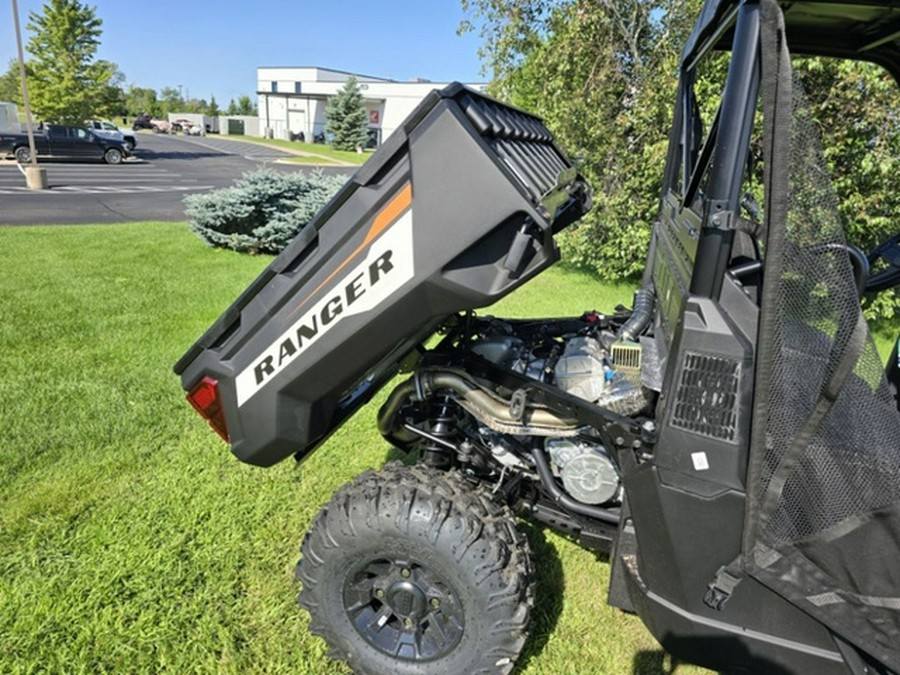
xmin=3 ymin=222 xmax=898 ymax=674
xmin=229 ymin=135 xmax=368 ymax=165
xmin=277 ymin=156 xmax=343 ymax=166
xmin=0 ymin=222 xmax=710 ymax=674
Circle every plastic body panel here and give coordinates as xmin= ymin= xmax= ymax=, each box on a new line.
xmin=175 ymin=83 xmax=590 ymax=467
xmin=619 ymin=465 xmax=851 ymax=674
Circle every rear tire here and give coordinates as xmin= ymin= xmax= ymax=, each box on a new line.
xmin=104 ymin=148 xmax=123 ymax=165
xmin=297 ymin=462 xmax=533 ymax=675
xmin=14 ymin=146 xmax=30 ymax=163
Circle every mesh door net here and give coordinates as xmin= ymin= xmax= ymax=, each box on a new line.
xmin=744 ymin=1 xmax=900 ymax=668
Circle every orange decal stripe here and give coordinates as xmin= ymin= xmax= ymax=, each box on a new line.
xmin=362 ymin=183 xmax=412 ymax=248
xmin=288 ymin=182 xmax=412 ymax=318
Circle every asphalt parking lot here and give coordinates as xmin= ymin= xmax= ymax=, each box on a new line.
xmin=0 ymin=133 xmax=355 ymax=225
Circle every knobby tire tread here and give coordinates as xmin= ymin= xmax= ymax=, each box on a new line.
xmin=296 ymin=461 xmax=533 ymax=675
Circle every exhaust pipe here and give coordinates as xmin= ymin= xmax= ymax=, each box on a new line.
xmin=377 ymin=368 xmax=580 ymax=446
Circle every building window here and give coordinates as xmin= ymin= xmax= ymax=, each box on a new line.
xmin=271 ymin=81 xmax=278 ymax=93
xmin=294 ymin=82 xmax=302 ymax=94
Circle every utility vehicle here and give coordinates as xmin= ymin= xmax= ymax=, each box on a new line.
xmin=175 ymin=0 xmax=900 ymax=672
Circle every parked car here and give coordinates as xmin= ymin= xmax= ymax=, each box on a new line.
xmin=167 ymin=113 xmax=217 ymax=134
xmin=132 ymin=113 xmax=153 ymax=130
xmin=1 ymin=124 xmax=129 ymax=164
xmin=171 ymin=118 xmax=203 ymax=136
xmin=133 ymin=114 xmax=170 ymax=134
xmin=85 ymin=120 xmax=137 ymax=152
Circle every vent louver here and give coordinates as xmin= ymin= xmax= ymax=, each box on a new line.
xmin=671 ymin=351 xmax=741 ymax=442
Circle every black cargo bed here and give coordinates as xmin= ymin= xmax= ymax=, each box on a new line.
xmin=175 ymin=83 xmax=591 ymax=466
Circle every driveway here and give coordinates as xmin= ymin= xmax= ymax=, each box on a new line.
xmin=0 ymin=134 xmax=355 ymax=225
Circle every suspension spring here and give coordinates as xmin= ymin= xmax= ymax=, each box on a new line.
xmin=424 ymin=396 xmax=456 ymax=469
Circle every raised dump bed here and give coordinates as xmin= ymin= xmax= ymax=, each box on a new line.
xmin=174 ymin=82 xmax=591 ymax=467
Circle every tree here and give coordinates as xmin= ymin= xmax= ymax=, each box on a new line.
xmin=235 ymin=95 xmax=257 ymax=116
xmin=462 ymin=0 xmax=701 ymax=278
xmin=159 ymin=86 xmax=185 ymax=115
xmin=460 ymin=0 xmax=900 ymax=321
xmin=96 ymin=60 xmax=126 ymax=117
xmin=794 ymin=58 xmax=900 ymax=319
xmin=207 ymin=95 xmax=220 ymax=117
xmin=124 ymin=85 xmax=161 ymax=118
xmin=184 ymin=97 xmax=207 ymax=114
xmin=25 ymin=0 xmax=122 ymax=123
xmin=226 ymin=96 xmax=256 ymax=116
xmin=325 ymin=77 xmax=368 ymax=151
xmin=0 ymin=60 xmax=21 ymax=104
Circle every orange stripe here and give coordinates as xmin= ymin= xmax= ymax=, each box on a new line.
xmin=287 ymin=182 xmax=412 ymax=319
xmin=362 ymin=183 xmax=412 ymax=248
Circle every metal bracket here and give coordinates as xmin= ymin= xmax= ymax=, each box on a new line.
xmin=707 ymin=201 xmax=736 ymax=230
xmin=509 ymin=388 xmax=528 ymax=421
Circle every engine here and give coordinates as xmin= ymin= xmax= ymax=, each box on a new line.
xmin=470 ymin=331 xmax=647 ymax=416
xmin=378 ymin=314 xmax=651 ymax=514
xmin=546 ymin=438 xmax=620 ymax=505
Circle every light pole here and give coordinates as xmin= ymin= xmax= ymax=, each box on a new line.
xmin=11 ymin=0 xmax=46 ymax=189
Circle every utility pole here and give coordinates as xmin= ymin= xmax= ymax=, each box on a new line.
xmin=11 ymin=0 xmax=47 ymax=189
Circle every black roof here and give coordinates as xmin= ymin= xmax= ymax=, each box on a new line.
xmin=685 ymin=0 xmax=900 ymax=82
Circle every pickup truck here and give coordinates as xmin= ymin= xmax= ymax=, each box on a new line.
xmin=85 ymin=120 xmax=137 ymax=152
xmin=0 ymin=124 xmax=129 ymax=164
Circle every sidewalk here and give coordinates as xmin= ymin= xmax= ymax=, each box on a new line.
xmin=218 ymin=134 xmax=365 ymax=167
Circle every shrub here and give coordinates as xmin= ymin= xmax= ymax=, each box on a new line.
xmin=184 ymin=168 xmax=346 ymax=254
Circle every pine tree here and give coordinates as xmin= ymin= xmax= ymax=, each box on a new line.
xmin=325 ymin=77 xmax=368 ymax=151
xmin=25 ymin=0 xmax=121 ymax=123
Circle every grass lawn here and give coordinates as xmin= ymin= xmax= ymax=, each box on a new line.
xmin=228 ymin=135 xmax=368 ymax=165
xmin=277 ymin=156 xmax=344 ymax=166
xmin=6 ymin=222 xmax=896 ymax=674
xmin=0 ymin=222 xmax=714 ymax=674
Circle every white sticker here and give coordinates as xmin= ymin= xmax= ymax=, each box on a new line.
xmin=691 ymin=452 xmax=710 ymax=471
xmin=235 ymin=211 xmax=415 ymax=406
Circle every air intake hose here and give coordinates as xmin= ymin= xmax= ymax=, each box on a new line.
xmin=617 ymin=284 xmax=655 ymax=342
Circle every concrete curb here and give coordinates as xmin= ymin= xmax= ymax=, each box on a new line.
xmin=210 ymin=135 xmax=363 ymax=167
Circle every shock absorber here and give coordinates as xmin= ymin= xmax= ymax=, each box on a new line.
xmin=425 ymin=395 xmax=456 ymax=469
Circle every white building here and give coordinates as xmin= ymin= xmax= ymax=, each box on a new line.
xmin=257 ymin=67 xmax=485 ymax=146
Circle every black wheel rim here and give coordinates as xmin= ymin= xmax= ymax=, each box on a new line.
xmin=343 ymin=556 xmax=465 ymax=661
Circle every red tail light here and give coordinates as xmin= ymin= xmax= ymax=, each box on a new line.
xmin=186 ymin=376 xmax=229 ymax=442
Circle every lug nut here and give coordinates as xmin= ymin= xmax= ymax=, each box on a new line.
xmin=430 ymin=598 xmax=441 ymax=608
xmin=404 ymin=618 xmax=413 ymax=628
xmin=374 ymin=589 xmax=384 ymax=599
xmin=400 ymin=568 xmax=410 ymax=578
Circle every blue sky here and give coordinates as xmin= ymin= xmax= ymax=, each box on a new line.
xmin=0 ymin=1 xmax=487 ymax=106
